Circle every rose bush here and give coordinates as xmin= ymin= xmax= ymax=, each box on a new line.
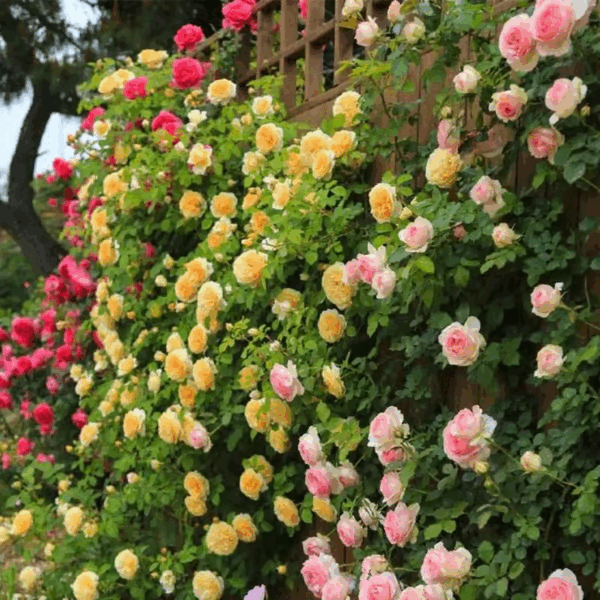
xmin=1 ymin=1 xmax=600 ymax=600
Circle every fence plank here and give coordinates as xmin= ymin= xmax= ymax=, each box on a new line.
xmin=280 ymin=0 xmax=299 ymax=109
xmin=334 ymin=0 xmax=354 ymax=85
xmin=256 ymin=4 xmax=275 ymax=79
xmin=305 ymin=0 xmax=326 ymax=100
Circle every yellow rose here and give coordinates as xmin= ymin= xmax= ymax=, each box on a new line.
xmin=233 ymin=250 xmax=268 ymax=287
xmin=11 ymin=509 xmax=33 ymax=535
xmin=179 ymin=190 xmax=207 ymax=219
xmin=166 ymin=332 xmax=185 ymax=353
xmin=268 ymin=398 xmax=293 ymax=428
xmin=242 ymin=151 xmax=266 ymax=175
xmin=268 ymin=428 xmax=291 ymax=453
xmin=148 ymin=370 xmax=162 ymax=394
xmin=75 ymin=373 xmax=93 ymax=397
xmin=251 ymin=95 xmax=274 ymax=117
xmin=80 ymin=422 xmax=100 ymax=446
xmin=232 ymin=514 xmax=258 ymax=542
xmin=178 ymin=383 xmax=198 ymax=408
xmin=165 ymin=349 xmax=192 ymax=382
xmin=158 ymin=409 xmax=182 ymax=444
xmin=58 ymin=479 xmax=71 ymax=493
xmin=313 ymin=496 xmax=337 ymax=522
xmin=206 ymin=522 xmax=238 ymax=556
xmin=103 ymin=172 xmax=128 ymax=198
xmin=115 ymin=549 xmax=139 ymax=580
xmin=64 ymin=506 xmax=84 ymax=535
xmin=256 ymin=123 xmax=284 ymax=153
xmin=239 ymin=365 xmax=260 ymax=391
xmin=318 ymin=309 xmax=347 ymax=343
xmin=252 ymin=455 xmax=274 ymax=484
xmin=114 ymin=141 xmax=131 ymax=164
xmin=137 ymin=48 xmax=168 ymax=69
xmin=425 ymin=148 xmax=461 ymax=188
xmin=333 ymin=90 xmax=361 ymax=126
xmin=72 ymin=570 xmax=99 ymax=600
xmin=83 ymin=521 xmax=98 ymax=538
xmin=185 ymin=89 xmax=203 ymax=107
xmin=123 ymin=408 xmax=146 ymax=439
xmin=273 ymin=496 xmax=300 ymax=527
xmin=322 ymin=364 xmax=345 ymax=398
xmin=113 ymin=69 xmax=135 ymax=86
xmin=240 ymin=468 xmax=266 ymax=500
xmin=19 ymin=566 xmax=38 ymax=592
xmin=331 ymin=130 xmax=357 ymax=157
xmin=98 ymin=74 xmax=119 ymax=96
xmin=207 ymin=79 xmax=237 ymax=104
xmin=188 ymin=324 xmax=208 ymax=354
xmin=270 ymin=181 xmax=291 ymax=210
xmin=284 ymin=146 xmax=310 ymax=177
xmin=117 ymin=354 xmax=137 ymax=377
xmin=300 ymin=129 xmax=331 ymax=158
xmin=322 ymin=263 xmax=354 ymax=310
xmin=192 ymin=357 xmax=217 ymax=391
xmin=244 ymin=398 xmax=270 ymax=432
xmin=185 ymin=257 xmax=213 ymax=286
xmin=311 ymin=149 xmax=336 ymax=180
xmin=192 ymin=571 xmax=224 ymax=600
xmin=242 ymin=188 xmax=262 ymax=210
xmin=93 ymin=119 xmax=111 ymax=138
xmin=369 ymin=183 xmax=398 ymax=223
xmin=98 ymin=238 xmax=120 ymax=270
xmin=185 ymin=495 xmax=208 ymax=516
xmin=184 ymin=471 xmax=209 ymax=498
xmin=107 ymin=294 xmax=124 ymax=320
xmin=188 ymin=144 xmax=213 ymax=175
xmin=211 ymin=192 xmax=237 ymax=218
xmin=175 ymin=273 xmax=199 ymax=303
xmin=90 ymin=208 xmax=109 ymax=238
xmin=197 ymin=282 xmax=224 ymax=318
xmin=249 ymin=210 xmax=270 ymax=236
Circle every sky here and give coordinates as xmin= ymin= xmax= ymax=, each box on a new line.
xmin=0 ymin=0 xmax=99 ymax=190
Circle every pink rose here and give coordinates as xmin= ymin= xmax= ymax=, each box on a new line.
xmin=492 ymin=223 xmax=519 ymax=249
xmin=531 ymin=283 xmax=562 ymax=317
xmin=443 ymin=406 xmax=496 ymax=469
xmin=443 ymin=548 xmax=472 ymax=582
xmin=437 ymin=120 xmax=460 ymax=153
xmin=438 ymin=317 xmax=486 ymax=366
xmin=301 ymin=554 xmax=339 ymax=598
xmin=521 ymin=450 xmax=543 ymax=473
xmin=302 ymin=535 xmax=331 ymax=557
xmin=531 ymin=0 xmax=575 ymax=56
xmin=172 ymin=57 xmax=210 ymax=90
xmin=343 ymin=259 xmax=361 ymax=286
xmin=299 ymin=0 xmax=308 ymax=19
xmin=174 ymin=24 xmax=205 ymax=51
xmin=359 ymin=573 xmax=400 ymax=600
xmin=368 ymin=406 xmax=408 ymax=451
xmin=379 ymin=471 xmax=405 ymax=506
xmin=189 ymin=424 xmax=212 ymax=451
xmin=376 ymin=447 xmax=407 ymax=465
xmin=16 ymin=437 xmax=34 ymax=457
xmin=336 ymin=513 xmax=365 ymax=548
xmin=322 ymin=576 xmax=351 ymax=600
xmin=355 ymin=17 xmax=379 ymax=47
xmin=452 ymin=65 xmax=480 ymax=94
xmin=71 ymin=408 xmax=88 ymax=429
xmin=498 ymin=14 xmax=539 ymax=71
xmin=358 ymin=500 xmax=380 ymax=530
xmin=469 ymin=175 xmax=505 ymax=217
xmin=32 ymin=403 xmax=54 ymax=428
xmin=306 ymin=465 xmax=333 ymax=497
xmin=299 ymin=426 xmax=323 ymax=466
xmin=2 ymin=452 xmax=11 ymax=469
xmin=53 ymin=158 xmax=73 ymax=180
xmin=222 ymin=0 xmax=256 ymax=31
xmin=453 ymin=224 xmax=467 ymax=240
xmin=338 ymin=462 xmax=359 ymax=488
xmin=30 ymin=348 xmax=53 ymax=369
xmin=0 ymin=391 xmax=12 ymax=409
xmin=270 ymin=361 xmax=304 ymax=401
xmin=399 ymin=588 xmax=427 ymax=600
xmin=387 ymin=0 xmax=402 ymax=22
xmin=537 ymin=569 xmax=583 ymax=600
xmin=151 ymin=110 xmax=183 ymax=136
xmin=545 ymin=77 xmax=587 ymax=124
xmin=372 ymin=268 xmax=396 ymax=300
xmin=534 ymin=344 xmax=564 ymax=378
xmin=123 ymin=76 xmax=148 ymax=100
xmin=81 ymin=107 xmax=105 ymax=131
xmin=489 ymin=85 xmax=528 ymax=122
xmin=398 ymin=217 xmax=434 ymax=253
xmin=421 ymin=543 xmax=449 ymax=586
xmin=356 ymin=253 xmax=382 ymax=284
xmin=46 ymin=376 xmax=60 ymax=395
xmin=421 ymin=585 xmax=448 ymax=600
xmin=527 ymin=127 xmax=564 ymax=163
xmin=383 ymin=502 xmax=419 ymax=546
xmin=361 ymin=555 xmax=388 ymax=580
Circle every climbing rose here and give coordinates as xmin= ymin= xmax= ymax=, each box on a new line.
xmin=438 ymin=317 xmax=485 ymax=366
xmin=537 ymin=569 xmax=583 ymax=600
xmin=53 ymin=158 xmax=73 ymax=180
xmin=174 ymin=24 xmax=205 ymax=51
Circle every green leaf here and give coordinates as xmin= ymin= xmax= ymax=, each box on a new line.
xmin=414 ymin=255 xmax=435 ymax=274
xmin=316 ymin=403 xmax=331 ymax=423
xmin=454 ymin=265 xmax=470 ymax=287
xmin=424 ymin=522 xmax=443 ymax=540
xmin=509 ymin=562 xmax=524 ymax=579
xmin=478 ymin=540 xmax=494 ymax=563
xmin=563 ymin=159 xmax=586 ymax=184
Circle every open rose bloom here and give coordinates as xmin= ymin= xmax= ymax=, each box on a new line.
xmin=442 ymin=405 xmax=496 ymax=469
xmin=368 ymin=406 xmax=411 ymax=464
xmin=531 ymin=282 xmax=563 ymax=317
xmin=270 ymin=360 xmax=304 ymax=401
xmin=421 ymin=542 xmax=472 ymax=591
xmin=545 ymin=77 xmax=587 ymax=124
xmin=438 ymin=317 xmax=486 ymax=366
xmin=537 ymin=569 xmax=583 ymax=600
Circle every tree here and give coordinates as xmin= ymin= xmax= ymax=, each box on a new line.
xmin=0 ymin=0 xmax=223 ymax=275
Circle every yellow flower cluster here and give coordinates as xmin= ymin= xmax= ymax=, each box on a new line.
xmin=184 ymin=471 xmax=209 ymax=517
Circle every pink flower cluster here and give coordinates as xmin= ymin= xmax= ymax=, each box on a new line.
xmin=270 ymin=360 xmax=304 ymax=402
xmin=421 ymin=542 xmax=472 ymax=591
xmin=343 ymin=244 xmax=396 ymax=300
xmin=300 ymin=426 xmax=359 ymax=501
xmin=442 ymin=405 xmax=496 ymax=470
xmin=368 ymin=406 xmax=412 ymax=465
xmin=537 ymin=569 xmax=583 ymax=600
xmin=301 ymin=540 xmax=354 ymax=600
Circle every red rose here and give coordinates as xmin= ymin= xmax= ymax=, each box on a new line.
xmin=144 ymin=242 xmax=156 ymax=258
xmin=123 ymin=76 xmax=148 ymax=100
xmin=33 ymin=403 xmax=54 ymax=427
xmin=171 ymin=58 xmax=210 ymax=90
xmin=0 ymin=327 xmax=8 ymax=342
xmin=31 ymin=348 xmax=53 ymax=369
xmin=10 ymin=317 xmax=37 ymax=348
xmin=0 ymin=391 xmax=12 ymax=409
xmin=81 ymin=107 xmax=105 ymax=131
xmin=16 ymin=437 xmax=35 ymax=457
xmin=151 ymin=110 xmax=183 ymax=136
xmin=174 ymin=24 xmax=205 ymax=51
xmin=15 ymin=356 xmax=33 ymax=376
xmin=222 ymin=0 xmax=256 ymax=30
xmin=72 ymin=408 xmax=88 ymax=429
xmin=54 ymin=344 xmax=74 ymax=369
xmin=0 ymin=372 xmax=10 ymax=388
xmin=52 ymin=158 xmax=73 ymax=180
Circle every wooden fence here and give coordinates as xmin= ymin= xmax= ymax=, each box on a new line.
xmin=196 ymin=2 xmax=600 ymax=598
